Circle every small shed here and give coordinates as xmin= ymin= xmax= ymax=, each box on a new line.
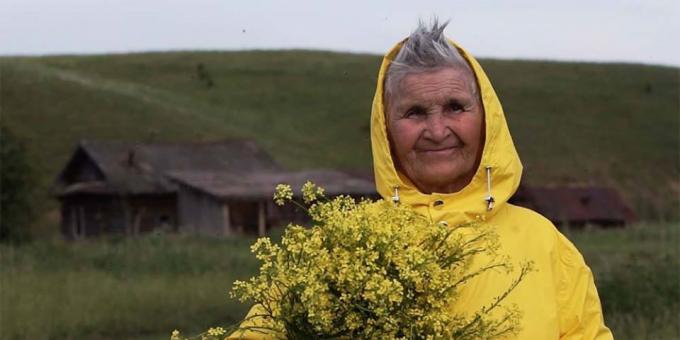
xmin=166 ymin=169 xmax=377 ymax=236
xmin=510 ymin=185 xmax=636 ymax=227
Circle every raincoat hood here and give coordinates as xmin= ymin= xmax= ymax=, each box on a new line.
xmin=371 ymin=40 xmax=523 ymax=223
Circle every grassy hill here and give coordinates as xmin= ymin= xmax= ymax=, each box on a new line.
xmin=1 ymin=50 xmax=678 ymax=229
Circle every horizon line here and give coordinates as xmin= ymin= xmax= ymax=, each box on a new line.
xmin=1 ymin=47 xmax=678 ymax=68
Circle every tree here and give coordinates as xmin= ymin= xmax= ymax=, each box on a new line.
xmin=0 ymin=125 xmax=34 ymax=242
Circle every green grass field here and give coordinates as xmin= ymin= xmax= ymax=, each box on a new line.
xmin=2 ymin=53 xmax=678 ymax=337
xmin=1 ymin=50 xmax=678 ymax=231
xmin=0 ymin=234 xmax=258 ymax=339
xmin=563 ymin=223 xmax=680 ymax=339
xmin=1 ymin=223 xmax=678 ymax=339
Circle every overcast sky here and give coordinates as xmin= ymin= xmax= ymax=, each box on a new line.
xmin=2 ymin=0 xmax=678 ymax=66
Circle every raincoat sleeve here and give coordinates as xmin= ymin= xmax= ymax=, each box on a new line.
xmin=555 ymin=233 xmax=614 ymax=340
xmin=226 ymin=304 xmax=277 ymax=340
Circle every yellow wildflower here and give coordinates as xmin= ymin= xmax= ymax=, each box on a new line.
xmin=206 ymin=327 xmax=225 ymax=337
xmin=201 ymin=183 xmax=532 ymax=339
xmin=273 ymin=184 xmax=293 ymax=206
xmin=169 ymin=329 xmax=183 ymax=340
xmin=301 ymin=180 xmax=325 ymax=203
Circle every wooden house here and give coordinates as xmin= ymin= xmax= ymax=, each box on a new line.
xmin=54 ymin=139 xmax=368 ymax=238
xmin=52 ymin=141 xmax=272 ymax=239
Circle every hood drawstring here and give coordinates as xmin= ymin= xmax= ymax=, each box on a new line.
xmin=391 ymin=170 xmax=494 ymax=210
xmin=485 ymin=166 xmax=495 ymax=211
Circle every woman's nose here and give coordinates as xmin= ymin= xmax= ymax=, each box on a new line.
xmin=424 ymin=113 xmax=451 ymax=141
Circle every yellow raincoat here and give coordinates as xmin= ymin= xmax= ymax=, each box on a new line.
xmin=369 ymin=41 xmax=613 ymax=339
xmin=231 ymin=40 xmax=613 ymax=339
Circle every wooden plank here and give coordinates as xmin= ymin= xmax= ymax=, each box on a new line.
xmin=222 ymin=204 xmax=231 ymax=236
xmin=258 ymin=200 xmax=266 ymax=236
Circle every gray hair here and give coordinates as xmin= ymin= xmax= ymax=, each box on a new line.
xmin=384 ymin=19 xmax=478 ymax=106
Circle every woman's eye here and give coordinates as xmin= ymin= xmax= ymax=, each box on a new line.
xmin=447 ymin=101 xmax=464 ymax=113
xmin=404 ymin=107 xmax=425 ymax=118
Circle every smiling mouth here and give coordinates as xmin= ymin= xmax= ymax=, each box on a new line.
xmin=416 ymin=147 xmax=461 ymax=159
xmin=419 ymin=146 xmax=461 ymax=153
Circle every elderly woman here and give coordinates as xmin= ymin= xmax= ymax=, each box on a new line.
xmin=233 ymin=20 xmax=613 ymax=339
xmin=372 ymin=20 xmax=612 ymax=339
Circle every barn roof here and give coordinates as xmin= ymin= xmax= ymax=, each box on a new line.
xmin=166 ymin=169 xmax=377 ymax=200
xmin=53 ymin=139 xmax=283 ymax=196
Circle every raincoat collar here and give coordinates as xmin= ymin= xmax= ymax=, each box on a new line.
xmin=370 ymin=40 xmax=523 ymax=223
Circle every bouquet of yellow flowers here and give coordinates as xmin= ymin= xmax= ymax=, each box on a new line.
xmin=174 ymin=182 xmax=532 ymax=340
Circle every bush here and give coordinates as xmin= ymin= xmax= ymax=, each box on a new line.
xmin=0 ymin=125 xmax=35 ymax=243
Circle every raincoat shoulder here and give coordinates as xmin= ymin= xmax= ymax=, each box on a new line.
xmin=499 ymin=204 xmax=613 ymax=339
xmin=226 ymin=304 xmax=277 ymax=340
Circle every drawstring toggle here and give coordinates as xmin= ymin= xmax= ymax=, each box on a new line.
xmin=485 ymin=166 xmax=495 ymax=211
xmin=392 ymin=185 xmax=400 ymax=205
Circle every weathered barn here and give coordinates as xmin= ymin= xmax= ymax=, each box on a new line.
xmin=510 ymin=185 xmax=636 ymax=227
xmin=52 ymin=139 xmax=376 ymax=239
xmin=52 ymin=139 xmax=280 ymax=238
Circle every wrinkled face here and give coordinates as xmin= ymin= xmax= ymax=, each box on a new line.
xmin=386 ymin=67 xmax=484 ymax=194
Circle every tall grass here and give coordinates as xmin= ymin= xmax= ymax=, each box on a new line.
xmin=0 ymin=234 xmax=259 ymax=339
xmin=567 ymin=222 xmax=680 ymax=339
xmin=1 ymin=223 xmax=678 ymax=339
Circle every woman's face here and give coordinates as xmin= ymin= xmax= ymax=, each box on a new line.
xmin=386 ymin=67 xmax=484 ymax=194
